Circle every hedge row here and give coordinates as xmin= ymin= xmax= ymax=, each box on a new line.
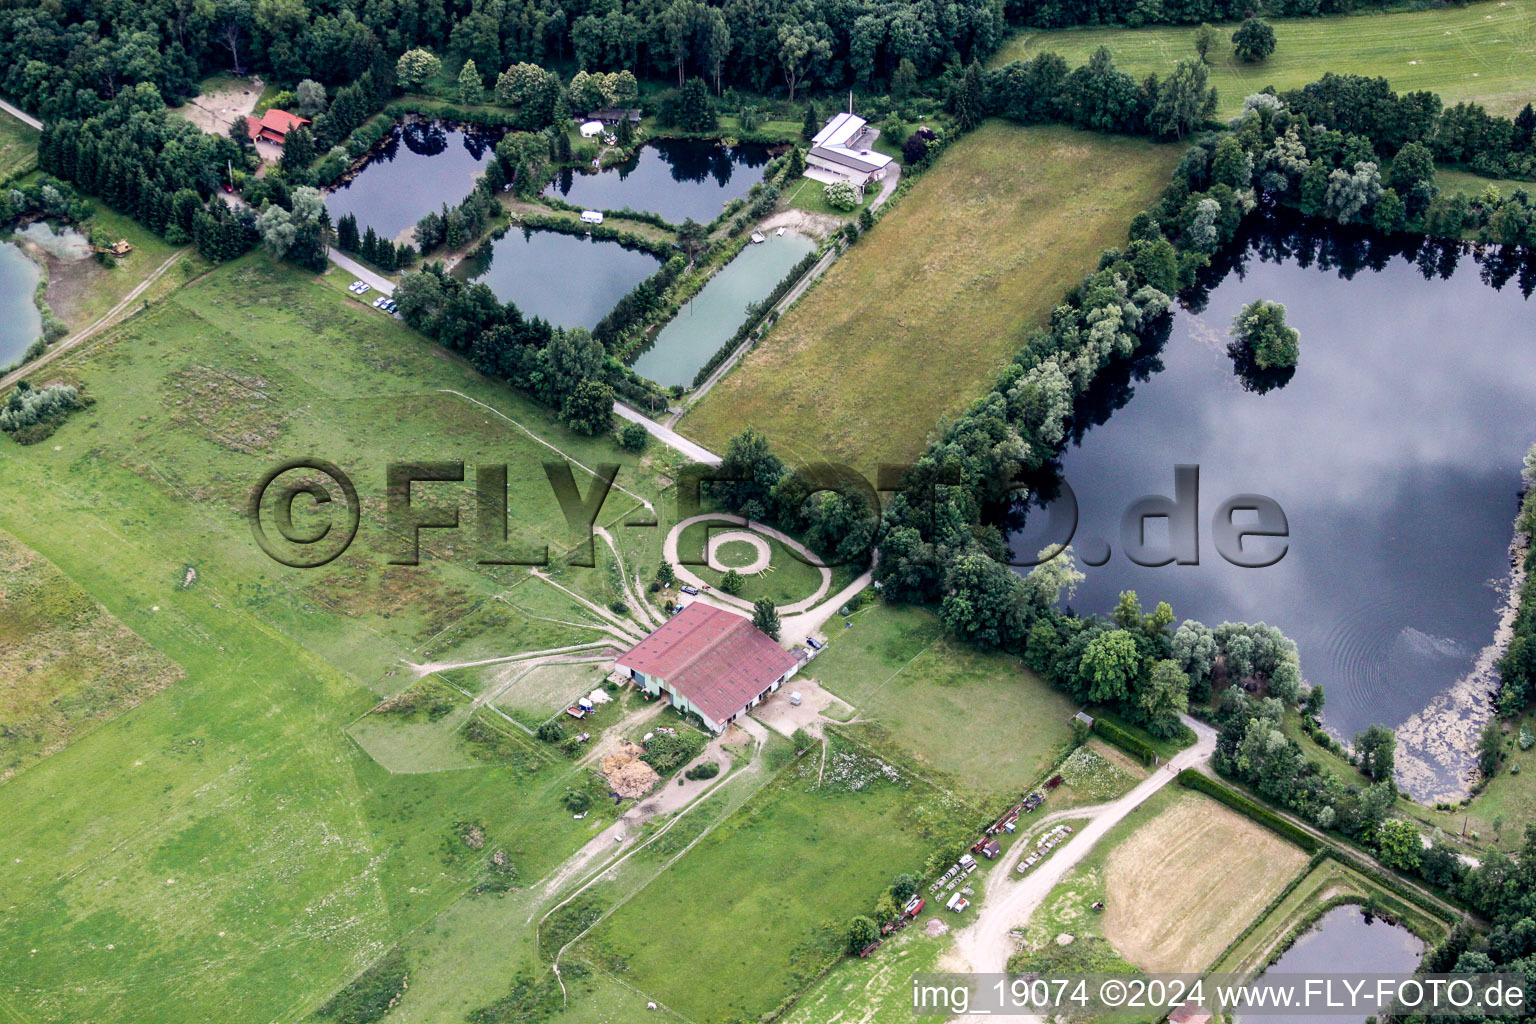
xmin=540 ymin=193 xmax=677 ymax=232
xmin=1176 ymin=769 xmax=1324 ymax=854
xmin=1205 ymin=848 xmax=1330 ymax=971
xmin=511 ymin=212 xmax=675 ymax=259
xmin=1089 ymin=717 xmax=1158 ymax=766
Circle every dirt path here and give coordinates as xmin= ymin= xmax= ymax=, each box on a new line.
xmin=0 ymin=96 xmax=42 ymax=131
xmin=594 ymin=526 xmax=663 ymax=629
xmin=943 ymin=716 xmax=1218 ymax=1021
xmin=1 ymin=248 xmax=189 ymax=393
xmin=613 ymin=402 xmax=721 ymax=465
xmin=577 ymin=700 xmax=665 ymax=768
xmin=531 ymin=721 xmax=752 ymax=912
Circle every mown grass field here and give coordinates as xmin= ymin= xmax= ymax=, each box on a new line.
xmin=576 ymin=732 xmax=972 ymax=1023
xmin=1012 ymin=787 xmax=1308 ymax=978
xmin=680 ymin=122 xmax=1184 ymax=470
xmin=809 ymin=602 xmax=1078 ymax=795
xmin=1101 ymin=789 xmax=1310 ymax=971
xmin=0 ymin=106 xmax=38 ymax=177
xmin=0 ymin=252 xmax=673 ymax=1022
xmin=996 ymin=0 xmax=1536 ymax=117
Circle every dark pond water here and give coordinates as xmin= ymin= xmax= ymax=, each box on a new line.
xmin=1242 ymin=906 xmax=1423 ymax=1024
xmin=0 ymin=242 xmax=42 ymax=367
xmin=545 ymin=139 xmax=771 ymax=225
xmin=1006 ymin=208 xmax=1536 ymax=798
xmin=325 ymin=122 xmax=500 ymax=244
xmin=453 ymin=227 xmax=660 ymax=330
xmin=632 ymin=231 xmax=816 ymax=387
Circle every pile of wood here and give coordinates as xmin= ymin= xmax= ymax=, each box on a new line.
xmin=602 ymin=741 xmax=659 ymax=798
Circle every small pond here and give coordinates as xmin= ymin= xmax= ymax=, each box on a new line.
xmin=453 ymin=227 xmax=661 ymax=330
xmin=545 ymin=138 xmax=771 ymax=226
xmin=0 ymin=242 xmax=42 ymax=367
xmin=326 ymin=122 xmax=500 ymax=244
xmin=1005 ymin=207 xmax=1536 ymax=799
xmin=632 ymin=231 xmax=817 ymax=387
xmin=1242 ymin=905 xmax=1424 ymax=1024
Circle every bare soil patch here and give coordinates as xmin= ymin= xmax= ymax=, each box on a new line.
xmin=174 ymin=77 xmax=264 ymax=136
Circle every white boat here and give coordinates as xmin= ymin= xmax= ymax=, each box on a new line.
xmin=776 ymin=226 xmax=786 ymax=236
xmin=750 ymin=231 xmax=765 ymax=244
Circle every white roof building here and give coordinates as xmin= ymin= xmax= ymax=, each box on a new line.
xmin=805 ymin=112 xmax=893 ymax=188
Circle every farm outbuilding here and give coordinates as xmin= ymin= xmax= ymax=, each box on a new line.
xmin=246 ymin=108 xmax=309 ymax=146
xmin=804 ymin=112 xmax=892 ymax=188
xmin=615 ymin=603 xmax=799 ymax=732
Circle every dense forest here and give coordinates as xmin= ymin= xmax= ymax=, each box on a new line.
xmin=0 ymin=0 xmax=1465 ymax=127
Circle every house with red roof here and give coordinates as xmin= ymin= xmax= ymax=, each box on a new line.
xmin=615 ymin=603 xmax=800 ymax=732
xmin=247 ymin=108 xmax=309 ymax=146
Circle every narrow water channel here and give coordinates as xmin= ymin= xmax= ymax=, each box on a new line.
xmin=632 ymin=232 xmax=816 ymax=387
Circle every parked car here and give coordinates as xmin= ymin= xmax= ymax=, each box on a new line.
xmin=806 ymin=636 xmax=823 ymax=650
xmin=383 ymin=300 xmax=398 ymax=313
xmin=372 ymin=296 xmax=387 ymax=308
xmin=680 ymin=585 xmax=699 ymax=595
xmin=349 ymin=281 xmax=371 ymax=295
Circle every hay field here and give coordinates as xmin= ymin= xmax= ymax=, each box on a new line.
xmin=680 ymin=123 xmax=1183 ymax=471
xmin=1102 ymin=790 xmax=1310 ymax=971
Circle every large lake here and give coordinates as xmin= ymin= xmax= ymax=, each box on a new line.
xmin=545 ymin=139 xmax=771 ymax=225
xmin=632 ymin=232 xmax=816 ymax=387
xmin=0 ymin=241 xmax=42 ymax=367
xmin=1008 ymin=208 xmax=1536 ymax=799
xmin=325 ymin=122 xmax=499 ymax=244
xmin=452 ymin=227 xmax=660 ymax=330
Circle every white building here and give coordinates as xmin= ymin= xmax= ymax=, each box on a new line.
xmin=805 ymin=112 xmax=893 ymax=189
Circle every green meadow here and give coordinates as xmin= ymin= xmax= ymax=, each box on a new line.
xmin=0 ymin=252 xmax=671 ymax=1021
xmin=996 ymin=0 xmax=1536 ymax=117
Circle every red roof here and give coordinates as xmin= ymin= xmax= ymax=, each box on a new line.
xmin=1169 ymin=1006 xmax=1212 ymax=1024
xmin=247 ymin=108 xmax=309 ymax=142
xmin=617 ymin=603 xmax=798 ymax=725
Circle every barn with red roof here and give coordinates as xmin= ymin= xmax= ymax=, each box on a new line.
xmin=615 ymin=603 xmax=800 ymax=732
xmin=247 ymin=108 xmax=309 ymax=146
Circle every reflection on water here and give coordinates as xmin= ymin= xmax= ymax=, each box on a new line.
xmin=633 ymin=232 xmax=816 ymax=387
xmin=545 ymin=139 xmax=771 ymax=225
xmin=0 ymin=241 xmax=42 ymax=366
xmin=325 ymin=122 xmax=500 ymax=244
xmin=1006 ymin=207 xmax=1536 ymax=798
xmin=453 ymin=227 xmax=660 ymax=330
xmin=15 ymin=221 xmax=90 ymax=261
xmin=1243 ymin=906 xmax=1423 ymax=1024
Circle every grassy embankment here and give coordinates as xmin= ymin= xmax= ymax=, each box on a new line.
xmin=995 ymin=0 xmax=1536 ymax=118
xmin=0 ymin=252 xmax=680 ymax=1023
xmin=680 ymin=122 xmax=1184 ymax=471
